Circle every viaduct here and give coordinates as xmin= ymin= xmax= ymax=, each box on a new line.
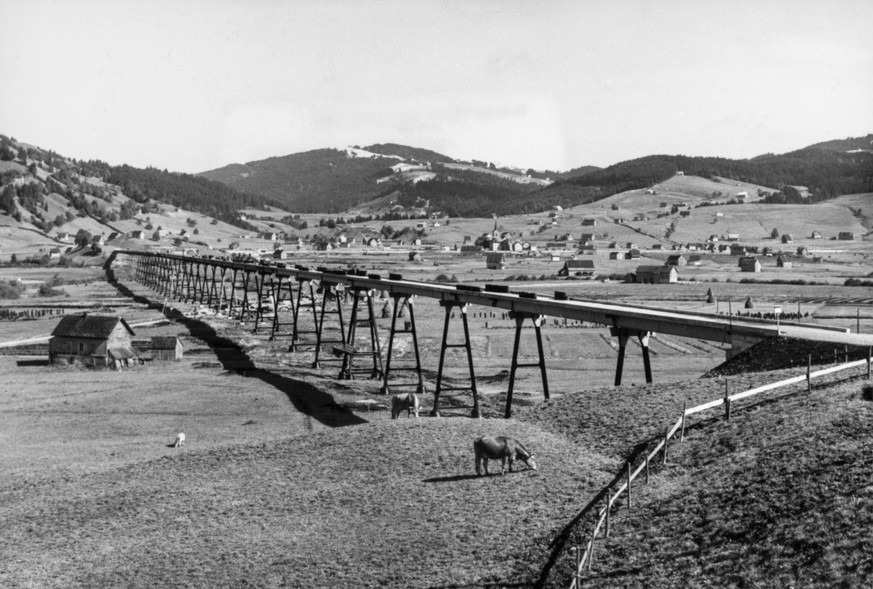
xmin=108 ymin=251 xmax=873 ymax=418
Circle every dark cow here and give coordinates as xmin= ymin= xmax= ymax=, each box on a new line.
xmin=391 ymin=392 xmax=420 ymax=419
xmin=473 ymin=436 xmax=537 ymax=475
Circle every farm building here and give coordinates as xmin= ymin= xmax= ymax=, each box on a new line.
xmin=558 ymin=259 xmax=595 ymax=277
xmin=408 ymin=252 xmax=423 ymax=262
xmin=781 ymin=234 xmax=793 ymax=244
xmin=151 ymin=336 xmax=184 ymax=362
xmin=796 ymin=246 xmax=809 ymax=256
xmin=666 ymin=254 xmax=687 ymax=266
xmin=838 ymin=232 xmax=856 ymax=241
xmin=486 ymin=252 xmax=506 ymax=270
xmin=739 ymin=257 xmax=762 ymax=272
xmin=579 ymin=233 xmax=595 ymax=243
xmin=460 ymin=245 xmax=482 ymax=255
xmin=578 ymin=244 xmax=597 ymax=255
xmin=811 ymin=230 xmax=822 ymax=239
xmin=49 ymin=313 xmax=137 ymax=369
xmin=581 ymin=218 xmax=597 ymax=226
xmin=609 ymin=251 xmax=625 ymax=260
xmin=776 ymin=256 xmax=793 ymax=269
xmin=633 ymin=265 xmax=678 ymax=284
xmin=627 ymin=248 xmax=641 ymax=259
xmin=272 ymin=249 xmax=289 ymax=260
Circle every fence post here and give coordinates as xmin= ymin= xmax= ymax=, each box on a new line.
xmin=626 ymin=461 xmax=633 ymax=515
xmin=724 ymin=379 xmax=731 ymax=421
xmin=680 ymin=401 xmax=687 ymax=442
xmin=605 ymin=488 xmax=611 ymax=537
xmin=662 ymin=426 xmax=669 ymax=465
xmin=645 ymin=453 xmax=650 ymax=485
xmin=807 ymin=354 xmax=812 ymax=393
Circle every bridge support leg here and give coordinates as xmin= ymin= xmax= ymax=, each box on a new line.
xmin=338 ymin=288 xmax=383 ymax=380
xmin=614 ymin=331 xmax=629 ymax=386
xmin=381 ymin=295 xmax=424 ymax=396
xmin=431 ymin=302 xmax=480 ymax=418
xmin=312 ymin=283 xmax=346 ymax=370
xmin=612 ymin=329 xmax=653 ymax=385
xmin=505 ymin=312 xmax=550 ymax=418
xmin=639 ymin=332 xmax=653 ymax=384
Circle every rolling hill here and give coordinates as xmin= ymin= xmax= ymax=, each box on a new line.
xmin=198 ymin=135 xmax=873 ymax=217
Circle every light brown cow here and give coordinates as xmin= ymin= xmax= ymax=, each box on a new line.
xmin=391 ymin=392 xmax=420 ymax=419
xmin=473 ymin=436 xmax=536 ymax=475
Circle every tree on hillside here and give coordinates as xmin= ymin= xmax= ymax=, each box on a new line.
xmin=771 ymin=227 xmax=780 ymax=239
xmin=1 ymin=184 xmax=17 ymax=215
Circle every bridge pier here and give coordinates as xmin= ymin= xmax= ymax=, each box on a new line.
xmin=505 ymin=311 xmax=549 ymax=418
xmin=312 ymin=282 xmax=346 ymax=370
xmin=381 ymin=294 xmax=424 ymax=396
xmin=431 ymin=301 xmax=481 ymax=418
xmin=337 ymin=287 xmax=383 ymax=380
xmin=612 ymin=328 xmax=653 ymax=386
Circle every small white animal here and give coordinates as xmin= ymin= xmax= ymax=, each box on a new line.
xmin=173 ymin=433 xmax=186 ymax=448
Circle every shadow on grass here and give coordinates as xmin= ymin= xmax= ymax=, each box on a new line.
xmin=422 ymin=473 xmax=481 ymax=483
xmin=105 ymin=257 xmax=366 ymax=428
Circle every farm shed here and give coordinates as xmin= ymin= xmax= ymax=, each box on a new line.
xmin=796 ymin=246 xmax=809 ymax=256
xmin=486 ymin=252 xmax=506 ymax=270
xmin=49 ymin=313 xmax=137 ymax=369
xmin=633 ymin=265 xmax=678 ymax=284
xmin=776 ymin=256 xmax=793 ymax=269
xmin=408 ymin=251 xmax=423 ymax=262
xmin=781 ymin=233 xmax=793 ymax=244
xmin=558 ymin=259 xmax=595 ymax=277
xmin=838 ymin=232 xmax=856 ymax=241
xmin=739 ymin=256 xmax=762 ymax=272
xmin=151 ymin=336 xmax=184 ymax=361
xmin=666 ymin=254 xmax=687 ymax=266
xmin=581 ymin=218 xmax=597 ymax=226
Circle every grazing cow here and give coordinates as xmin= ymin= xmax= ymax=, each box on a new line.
xmin=474 ymin=436 xmax=536 ymax=476
xmin=391 ymin=392 xmax=420 ymax=419
xmin=173 ymin=433 xmax=186 ymax=448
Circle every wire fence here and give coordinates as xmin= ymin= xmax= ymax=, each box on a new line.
xmin=566 ymin=352 xmax=872 ymax=588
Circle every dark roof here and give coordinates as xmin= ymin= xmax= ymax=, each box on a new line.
xmin=151 ymin=336 xmax=183 ymax=350
xmin=51 ymin=314 xmax=135 ymax=339
xmin=565 ymin=260 xmax=595 ymax=268
xmin=636 ymin=265 xmax=675 ymax=274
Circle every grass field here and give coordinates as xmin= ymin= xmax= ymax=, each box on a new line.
xmin=1 ymin=196 xmax=872 ymax=587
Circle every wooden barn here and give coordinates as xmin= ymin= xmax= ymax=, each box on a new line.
xmin=739 ymin=256 xmax=762 ymax=272
xmin=776 ymin=256 xmax=793 ymax=269
xmin=633 ymin=265 xmax=678 ymax=284
xmin=666 ymin=254 xmax=687 ymax=266
xmin=485 ymin=252 xmax=506 ymax=270
xmin=49 ymin=313 xmax=137 ymax=369
xmin=151 ymin=336 xmax=184 ymax=362
xmin=558 ymin=259 xmax=595 ymax=277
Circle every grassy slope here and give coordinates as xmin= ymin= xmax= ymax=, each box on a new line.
xmin=571 ymin=376 xmax=873 ymax=589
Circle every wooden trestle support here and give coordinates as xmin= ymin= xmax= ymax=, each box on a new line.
xmin=612 ymin=327 xmax=654 ymax=386
xmin=380 ymin=294 xmax=425 ymax=397
xmin=504 ymin=311 xmax=550 ymax=418
xmin=123 ymin=254 xmax=677 ymax=419
xmin=430 ymin=301 xmax=481 ymax=418
xmin=337 ymin=287 xmax=384 ymax=380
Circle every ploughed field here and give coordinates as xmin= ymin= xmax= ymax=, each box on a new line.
xmin=1 ymin=264 xmax=872 ymax=587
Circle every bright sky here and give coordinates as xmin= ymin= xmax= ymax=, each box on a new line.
xmin=1 ymin=0 xmax=872 ymax=173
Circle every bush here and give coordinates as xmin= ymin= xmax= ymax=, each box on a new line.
xmin=0 ymin=279 xmax=25 ymax=299
xmin=862 ymin=384 xmax=873 ymax=402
